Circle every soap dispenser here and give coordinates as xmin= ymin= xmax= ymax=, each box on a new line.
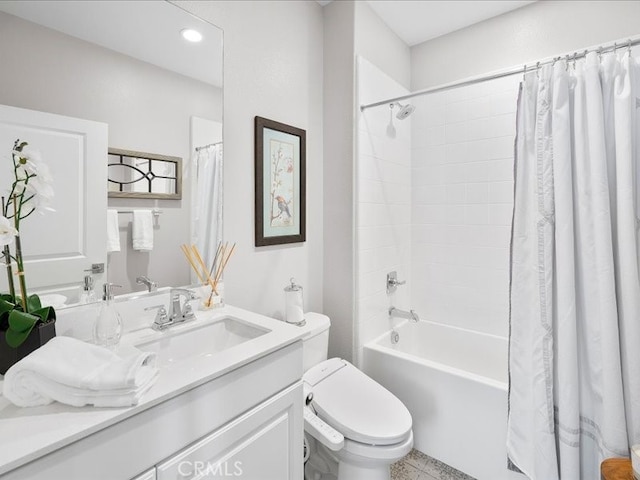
xmin=79 ymin=274 xmax=96 ymax=304
xmin=93 ymin=283 xmax=122 ymax=348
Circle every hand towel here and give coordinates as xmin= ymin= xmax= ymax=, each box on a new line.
xmin=106 ymin=210 xmax=121 ymax=253
xmin=2 ymin=336 xmax=158 ymax=408
xmin=132 ymin=210 xmax=153 ymax=251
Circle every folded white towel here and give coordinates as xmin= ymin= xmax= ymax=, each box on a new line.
xmin=38 ymin=294 xmax=67 ymax=309
xmin=2 ymin=337 xmax=158 ymax=408
xmin=107 ymin=210 xmax=121 ymax=253
xmin=132 ymin=210 xmax=153 ymax=251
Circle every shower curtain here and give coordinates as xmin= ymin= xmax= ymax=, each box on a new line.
xmin=192 ymin=143 xmax=223 ymax=271
xmin=507 ymin=51 xmax=640 ymax=480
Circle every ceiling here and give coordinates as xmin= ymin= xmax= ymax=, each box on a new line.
xmin=320 ymin=0 xmax=536 ymax=47
xmin=0 ymin=0 xmax=223 ymax=87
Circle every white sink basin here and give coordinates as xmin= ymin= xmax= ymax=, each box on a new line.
xmin=137 ymin=316 xmax=270 ymax=366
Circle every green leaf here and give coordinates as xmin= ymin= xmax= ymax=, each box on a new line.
xmin=32 ymin=305 xmax=56 ymax=323
xmin=5 ymin=310 xmax=40 ymax=348
xmin=26 ymin=294 xmax=42 ymax=313
xmin=0 ymin=297 xmax=16 ymax=316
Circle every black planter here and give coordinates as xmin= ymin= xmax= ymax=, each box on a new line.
xmin=0 ymin=320 xmax=56 ymax=375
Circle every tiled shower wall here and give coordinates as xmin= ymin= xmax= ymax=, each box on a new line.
xmin=411 ymin=76 xmax=520 ymax=337
xmin=356 ymin=57 xmax=411 ymax=364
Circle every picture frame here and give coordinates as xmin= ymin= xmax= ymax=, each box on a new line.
xmin=254 ymin=116 xmax=306 ymax=246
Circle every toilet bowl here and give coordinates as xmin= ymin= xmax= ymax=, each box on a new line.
xmin=299 ymin=314 xmax=413 ymax=480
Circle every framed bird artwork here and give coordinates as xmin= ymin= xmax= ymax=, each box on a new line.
xmin=254 ymin=116 xmax=306 ymax=246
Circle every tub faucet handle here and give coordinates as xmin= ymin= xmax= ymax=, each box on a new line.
xmin=386 ymin=271 xmax=406 ymax=294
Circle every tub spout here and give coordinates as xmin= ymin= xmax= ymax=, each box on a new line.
xmin=389 ymin=306 xmax=420 ymax=322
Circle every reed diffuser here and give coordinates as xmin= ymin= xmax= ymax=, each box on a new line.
xmin=181 ymin=242 xmax=235 ymax=309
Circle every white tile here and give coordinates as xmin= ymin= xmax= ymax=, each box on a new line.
xmin=445 ymin=100 xmax=468 ymax=124
xmin=444 ymin=142 xmax=469 ymax=164
xmin=466 ymin=183 xmax=489 ymax=204
xmin=445 ymin=184 xmax=466 ymax=205
xmin=465 ymin=204 xmax=489 ymax=225
xmin=487 ymin=159 xmax=514 ymax=181
xmin=489 ymin=204 xmax=514 ymax=226
xmin=413 ymin=185 xmax=445 ymax=205
xmin=425 ymin=125 xmax=445 ymax=147
xmin=491 ymin=91 xmax=518 ymax=116
xmin=486 ymin=135 xmax=515 ymax=160
xmin=413 ymin=165 xmax=444 ymax=186
xmin=465 ymin=162 xmax=489 ymax=183
xmin=413 ymin=204 xmax=446 ymax=224
xmin=488 ymin=181 xmax=514 ymax=203
xmin=443 ymin=163 xmax=467 ymax=185
xmin=467 ymin=95 xmax=493 ymax=119
xmin=445 ymin=121 xmax=469 ymax=143
xmin=445 ymin=204 xmax=466 ymax=225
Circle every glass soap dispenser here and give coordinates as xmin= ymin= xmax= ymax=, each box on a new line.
xmin=93 ymin=283 xmax=122 ymax=348
xmin=79 ymin=274 xmax=96 ymax=304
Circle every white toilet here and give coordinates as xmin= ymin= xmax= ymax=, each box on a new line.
xmin=299 ymin=313 xmax=413 ymax=480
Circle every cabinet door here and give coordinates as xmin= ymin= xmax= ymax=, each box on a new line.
xmin=0 ymin=104 xmax=107 ymax=299
xmin=156 ymin=382 xmax=303 ymax=480
xmin=131 ymin=468 xmax=156 ymax=480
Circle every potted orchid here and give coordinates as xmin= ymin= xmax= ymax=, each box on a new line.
xmin=0 ymin=139 xmax=56 ymax=374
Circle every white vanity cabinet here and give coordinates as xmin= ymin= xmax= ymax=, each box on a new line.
xmin=1 ymin=342 xmax=303 ymax=480
xmin=156 ymin=383 xmax=301 ymax=480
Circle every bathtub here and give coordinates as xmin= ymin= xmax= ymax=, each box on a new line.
xmin=363 ymin=320 xmax=521 ymax=480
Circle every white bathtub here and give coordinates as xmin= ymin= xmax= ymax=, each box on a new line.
xmin=363 ymin=320 xmax=521 ymax=480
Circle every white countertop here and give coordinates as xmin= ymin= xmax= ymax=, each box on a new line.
xmin=0 ymin=305 xmax=305 ymax=476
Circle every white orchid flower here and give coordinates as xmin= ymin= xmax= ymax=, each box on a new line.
xmin=0 ymin=216 xmax=17 ymax=246
xmin=13 ymin=145 xmax=44 ymax=175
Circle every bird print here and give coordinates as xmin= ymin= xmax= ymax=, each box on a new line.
xmin=276 ymin=195 xmax=291 ymax=218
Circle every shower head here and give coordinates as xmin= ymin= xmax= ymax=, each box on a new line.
xmin=392 ymin=102 xmax=415 ymax=120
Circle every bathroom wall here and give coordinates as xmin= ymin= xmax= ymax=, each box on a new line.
xmin=175 ymin=1 xmax=325 ymax=318
xmin=356 ymin=57 xmax=412 ymax=363
xmin=322 ymin=0 xmax=412 ymax=362
xmin=411 ymin=0 xmax=640 ymax=90
xmin=411 ymin=75 xmax=519 ymax=337
xmin=0 ymin=11 xmax=221 ymax=295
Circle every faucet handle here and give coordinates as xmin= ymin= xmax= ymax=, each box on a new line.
xmin=386 ymin=271 xmax=406 ymax=294
xmin=145 ymin=304 xmax=169 ymax=327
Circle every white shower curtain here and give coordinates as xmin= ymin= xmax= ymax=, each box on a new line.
xmin=192 ymin=143 xmax=223 ymax=273
xmin=507 ymin=51 xmax=640 ymax=480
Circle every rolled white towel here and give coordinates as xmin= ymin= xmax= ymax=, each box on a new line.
xmin=2 ymin=337 xmax=158 ymax=408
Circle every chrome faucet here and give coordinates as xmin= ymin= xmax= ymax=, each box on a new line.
xmin=389 ymin=306 xmax=420 ymax=322
xmin=148 ymin=288 xmax=197 ymax=331
xmin=136 ymin=275 xmax=158 ymax=292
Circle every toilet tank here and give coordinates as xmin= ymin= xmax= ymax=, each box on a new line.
xmin=298 ymin=312 xmax=330 ymax=372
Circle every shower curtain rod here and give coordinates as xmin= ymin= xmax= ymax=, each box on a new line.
xmin=360 ymin=36 xmax=640 ymax=112
xmin=195 ymin=141 xmax=222 ymax=151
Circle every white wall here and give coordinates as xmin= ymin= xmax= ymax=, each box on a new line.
xmin=175 ymin=1 xmax=324 ymax=319
xmin=356 ymin=57 xmax=411 ymax=363
xmin=411 ymin=0 xmax=640 ymax=90
xmin=322 ymin=0 xmax=412 ymax=362
xmin=354 ymin=1 xmax=411 ymax=90
xmin=411 ymin=75 xmax=519 ymax=337
xmin=322 ymin=0 xmax=356 ymax=361
xmin=0 ymin=11 xmax=221 ymax=295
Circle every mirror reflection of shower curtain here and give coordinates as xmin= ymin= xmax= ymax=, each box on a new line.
xmin=193 ymin=143 xmax=223 ymax=273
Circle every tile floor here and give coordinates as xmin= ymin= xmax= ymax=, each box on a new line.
xmin=391 ymin=449 xmax=477 ymax=480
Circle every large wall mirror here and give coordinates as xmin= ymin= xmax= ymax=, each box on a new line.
xmin=0 ymin=1 xmax=223 ymax=303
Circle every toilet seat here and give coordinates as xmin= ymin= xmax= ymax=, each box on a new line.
xmin=303 ymin=358 xmax=412 ymax=446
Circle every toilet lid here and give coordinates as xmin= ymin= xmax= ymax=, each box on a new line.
xmin=304 ymin=359 xmax=412 ymax=446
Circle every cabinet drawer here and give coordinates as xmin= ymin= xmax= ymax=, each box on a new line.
xmin=157 ymin=382 xmax=303 ymax=480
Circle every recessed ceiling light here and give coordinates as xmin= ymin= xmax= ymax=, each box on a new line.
xmin=181 ymin=29 xmax=203 ymax=43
